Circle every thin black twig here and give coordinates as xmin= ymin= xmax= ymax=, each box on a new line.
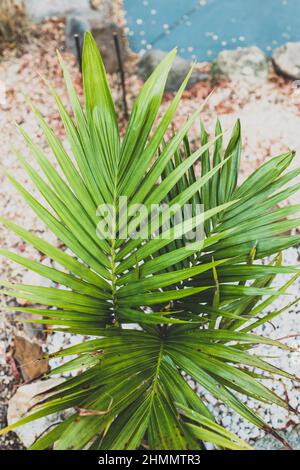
xmin=74 ymin=34 xmax=82 ymax=73
xmin=113 ymin=31 xmax=129 ymax=120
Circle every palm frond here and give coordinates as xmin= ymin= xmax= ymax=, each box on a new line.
xmin=0 ymin=32 xmax=299 ymax=450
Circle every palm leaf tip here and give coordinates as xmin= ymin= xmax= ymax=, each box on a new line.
xmin=0 ymin=32 xmax=299 ymax=450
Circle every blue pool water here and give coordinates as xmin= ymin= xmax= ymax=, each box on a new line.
xmin=123 ymin=0 xmax=300 ymax=61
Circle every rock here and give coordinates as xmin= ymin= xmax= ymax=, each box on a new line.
xmin=25 ymin=0 xmax=126 ymax=73
xmin=213 ymin=47 xmax=268 ymax=83
xmin=65 ymin=15 xmax=89 ymax=57
xmin=89 ymin=0 xmax=113 ymax=16
xmin=91 ymin=22 xmax=127 ymax=74
xmin=24 ymin=0 xmax=90 ymax=22
xmin=90 ymin=0 xmax=101 ymax=8
xmin=14 ymin=335 xmax=48 ymax=380
xmin=65 ymin=13 xmax=128 ymax=73
xmin=254 ymin=425 xmax=300 ymax=450
xmin=138 ymin=49 xmax=209 ymax=92
xmin=7 ymin=378 xmax=64 ymax=448
xmin=272 ymin=42 xmax=300 ymax=80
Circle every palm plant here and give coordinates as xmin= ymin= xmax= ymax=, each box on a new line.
xmin=0 ymin=33 xmax=300 ymax=450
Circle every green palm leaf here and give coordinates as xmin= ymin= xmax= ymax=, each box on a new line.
xmin=0 ymin=33 xmax=299 ymax=451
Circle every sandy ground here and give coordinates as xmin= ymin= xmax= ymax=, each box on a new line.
xmin=0 ymin=19 xmax=299 ymax=448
